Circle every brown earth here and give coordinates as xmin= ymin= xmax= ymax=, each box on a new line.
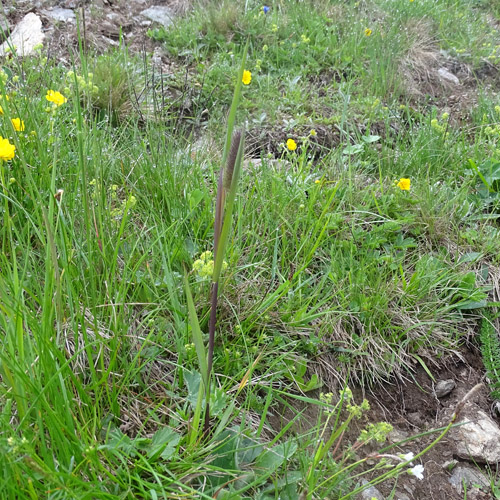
xmin=271 ymin=344 xmax=498 ymax=500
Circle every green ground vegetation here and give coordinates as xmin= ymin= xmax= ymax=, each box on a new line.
xmin=1 ymin=0 xmax=500 ymax=497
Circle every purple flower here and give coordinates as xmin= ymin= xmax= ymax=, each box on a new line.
xmin=262 ymin=5 xmax=270 ymax=14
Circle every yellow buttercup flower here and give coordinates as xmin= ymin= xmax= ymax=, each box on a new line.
xmin=364 ymin=28 xmax=372 ymax=37
xmin=242 ymin=70 xmax=252 ymax=85
xmin=0 ymin=136 xmax=16 ymax=161
xmin=11 ymin=118 xmax=25 ymax=131
xmin=286 ymin=138 xmax=297 ymax=151
xmin=309 ymin=129 xmax=317 ymax=137
xmin=0 ymin=105 xmax=3 ymax=115
xmin=397 ymin=178 xmax=411 ymax=191
xmin=45 ymin=90 xmax=67 ymax=106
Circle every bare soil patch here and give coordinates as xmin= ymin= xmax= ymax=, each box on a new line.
xmin=270 ymin=344 xmax=497 ymax=499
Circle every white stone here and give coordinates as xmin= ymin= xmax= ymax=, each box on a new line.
xmin=0 ymin=13 xmax=44 ymax=57
xmin=452 ymin=404 xmax=500 ymax=463
xmin=140 ymin=6 xmax=175 ymax=27
xmin=438 ymin=67 xmax=460 ymax=85
xmin=42 ymin=8 xmax=76 ymax=23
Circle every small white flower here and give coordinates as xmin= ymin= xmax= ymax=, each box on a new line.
xmin=401 ymin=452 xmax=415 ymax=462
xmin=408 ymin=464 xmax=424 ymax=479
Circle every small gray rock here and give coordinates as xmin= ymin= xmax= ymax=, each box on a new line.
xmin=140 ymin=6 xmax=175 ymax=27
xmin=41 ymin=8 xmax=76 ymax=24
xmin=442 ymin=459 xmax=459 ymax=471
xmin=407 ymin=411 xmax=423 ymax=427
xmin=449 ymin=465 xmax=489 ymax=492
xmin=438 ymin=67 xmax=460 ymax=85
xmin=358 ymin=479 xmax=383 ymax=500
xmin=395 ymin=493 xmax=411 ymax=500
xmin=451 ymin=403 xmax=500 ymax=464
xmin=435 ymin=379 xmax=456 ymax=398
xmin=387 ymin=428 xmax=409 ymax=444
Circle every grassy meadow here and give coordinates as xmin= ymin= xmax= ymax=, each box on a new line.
xmin=1 ymin=0 xmax=500 ymax=497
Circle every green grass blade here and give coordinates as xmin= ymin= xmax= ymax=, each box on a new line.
xmin=221 ymin=40 xmax=248 ymax=167
xmin=184 ymin=273 xmax=208 ymax=389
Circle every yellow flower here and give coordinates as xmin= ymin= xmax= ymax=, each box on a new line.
xmin=11 ymin=118 xmax=25 ymax=131
xmin=286 ymin=138 xmax=297 ymax=151
xmin=193 ymin=250 xmax=226 ymax=278
xmin=45 ymin=90 xmax=67 ymax=106
xmin=0 ymin=136 xmax=15 ymax=161
xmin=0 ymin=105 xmax=3 ymax=115
xmin=242 ymin=70 xmax=252 ymax=85
xmin=397 ymin=178 xmax=411 ymax=191
xmin=364 ymin=28 xmax=372 ymax=37
xmin=127 ymin=195 xmax=137 ymax=208
xmin=200 ymin=250 xmax=213 ymax=261
xmin=309 ymin=129 xmax=317 ymax=137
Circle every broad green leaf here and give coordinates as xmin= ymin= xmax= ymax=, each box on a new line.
xmin=342 ymin=144 xmax=364 ymax=155
xmin=298 ymin=373 xmax=323 ymax=392
xmin=148 ymin=427 xmax=181 ymax=461
xmin=458 ymin=252 xmax=482 ymax=264
xmin=361 ymin=134 xmax=381 ymax=143
xmin=255 ymin=441 xmax=298 ymax=472
xmin=184 ymin=370 xmax=203 ymax=409
xmin=188 ymin=188 xmax=205 ymax=210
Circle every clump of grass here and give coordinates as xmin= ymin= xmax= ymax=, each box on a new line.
xmin=90 ymin=52 xmax=136 ymax=121
xmin=480 ymin=309 xmax=500 ymax=400
xmin=203 ymin=0 xmax=241 ymax=38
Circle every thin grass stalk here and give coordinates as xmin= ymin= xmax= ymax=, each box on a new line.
xmin=204 ymin=131 xmax=245 ymax=434
xmin=184 ymin=44 xmax=248 ymax=436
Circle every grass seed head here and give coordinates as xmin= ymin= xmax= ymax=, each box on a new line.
xmin=223 ymin=129 xmax=242 ymax=190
